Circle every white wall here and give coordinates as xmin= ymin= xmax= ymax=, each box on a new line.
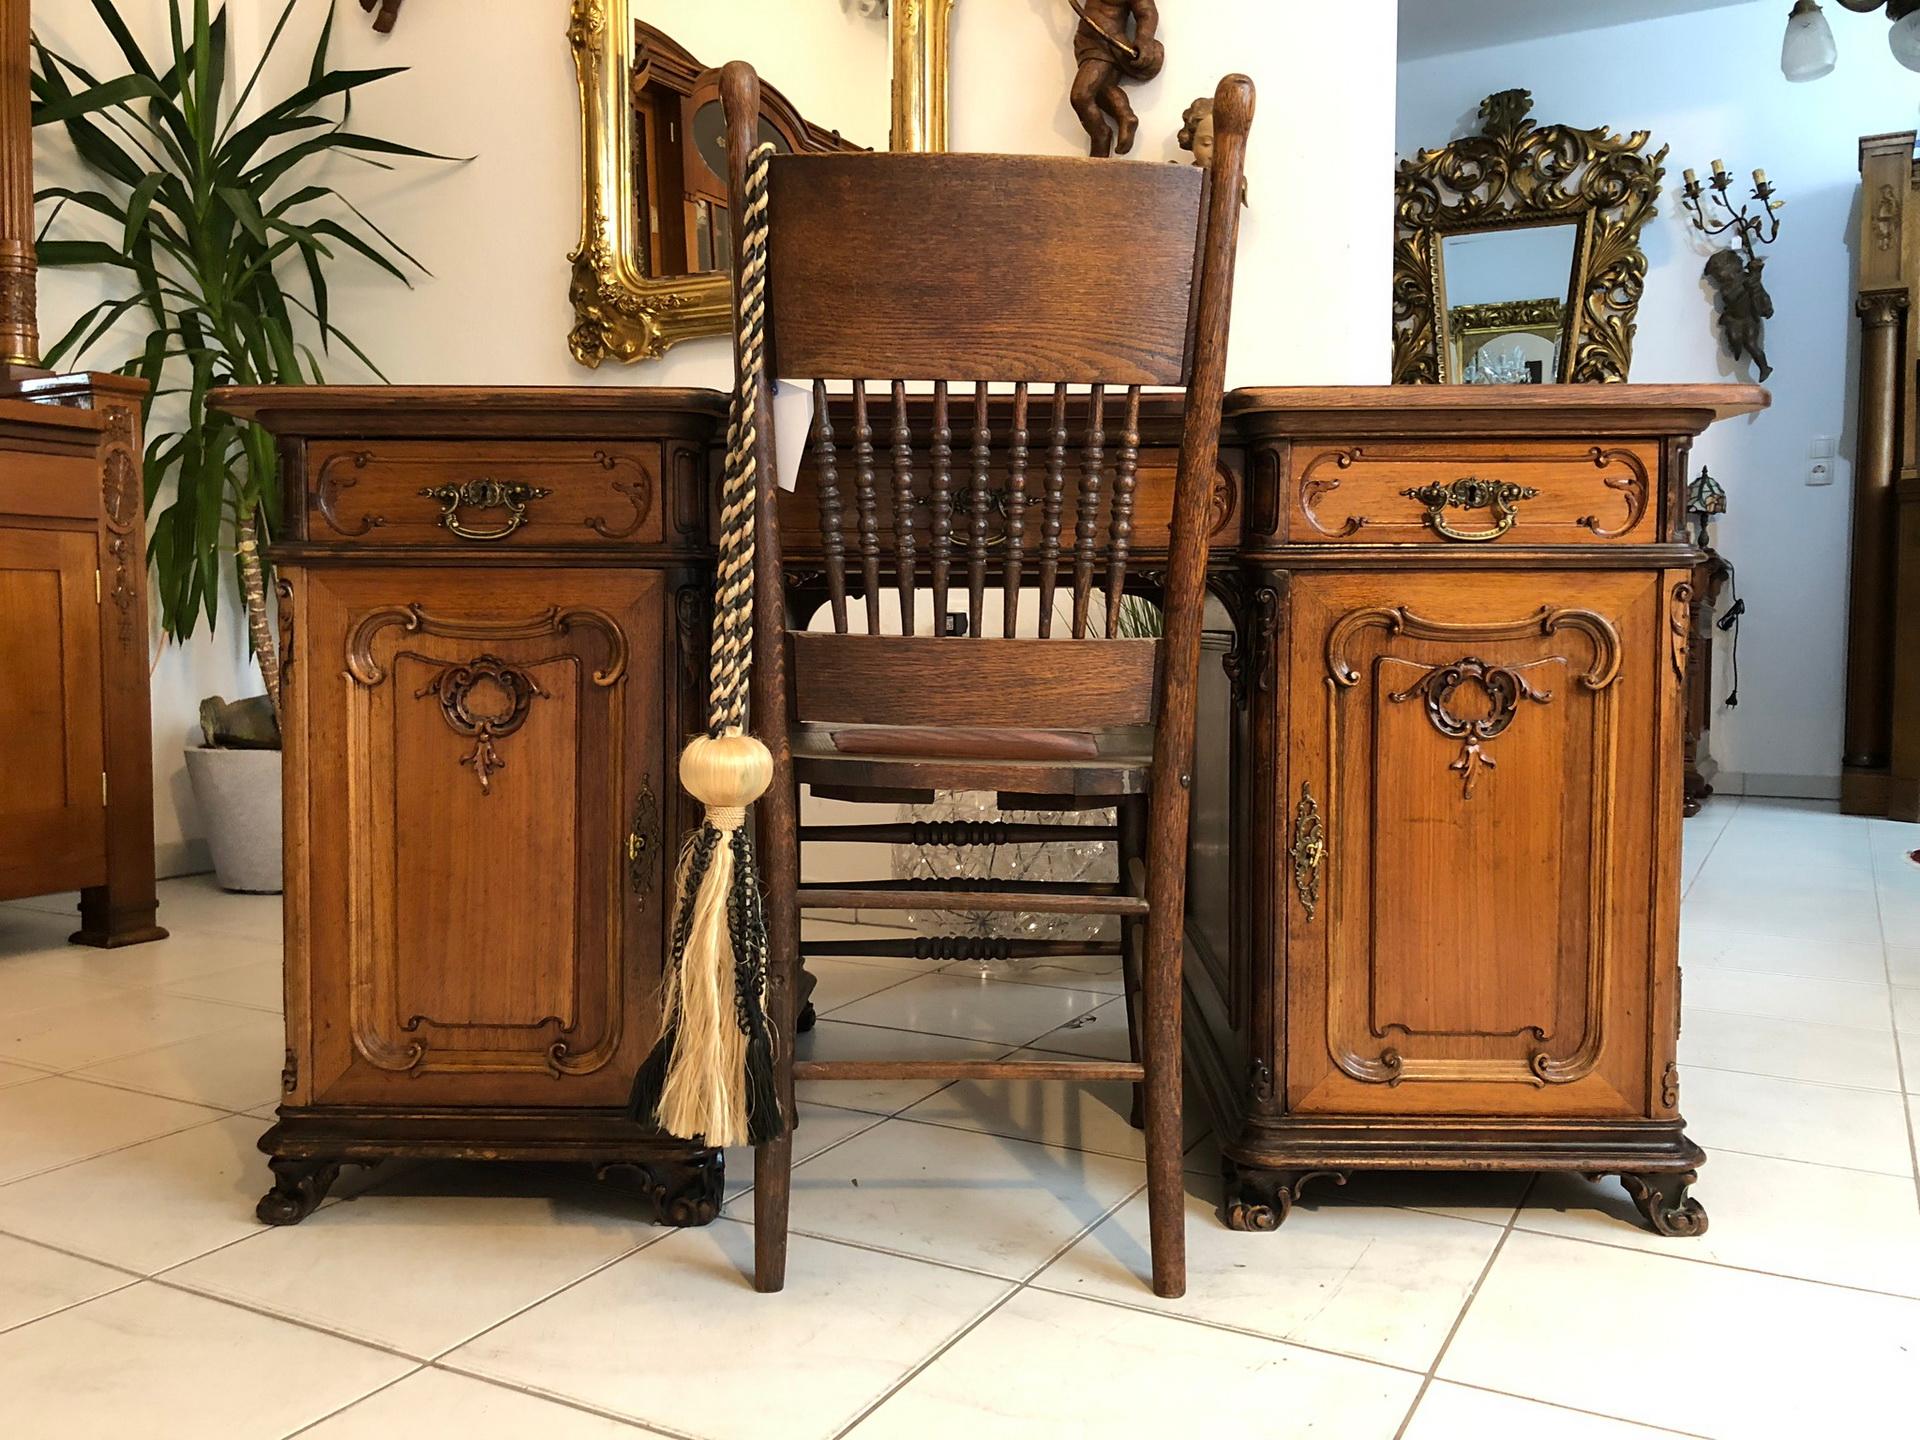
xmin=313 ymin=0 xmax=1398 ymax=390
xmin=1399 ymin=0 xmax=1918 ymax=796
xmin=32 ymin=0 xmax=1399 ymax=867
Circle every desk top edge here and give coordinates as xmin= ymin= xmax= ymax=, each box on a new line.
xmin=208 ymin=382 xmax=1769 ymax=439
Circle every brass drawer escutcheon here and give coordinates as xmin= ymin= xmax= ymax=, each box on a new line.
xmin=627 ymin=778 xmax=660 ymax=911
xmin=1290 ymin=781 xmax=1326 ymax=922
xmin=420 ymin=478 xmax=554 ymax=541
xmin=1401 ymin=476 xmax=1540 ymax=543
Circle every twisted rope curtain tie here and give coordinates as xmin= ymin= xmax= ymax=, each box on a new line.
xmin=631 ymin=141 xmax=783 ymax=1150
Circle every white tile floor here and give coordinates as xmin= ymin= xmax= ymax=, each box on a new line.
xmin=0 ymin=796 xmax=1916 ymax=1438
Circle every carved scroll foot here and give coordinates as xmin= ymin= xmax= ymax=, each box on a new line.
xmin=598 ymin=1150 xmax=724 ymax=1227
xmin=1220 ymin=1160 xmax=1349 ymax=1232
xmin=256 ymin=1157 xmax=344 ymax=1225
xmin=1620 ymin=1170 xmax=1709 ymax=1238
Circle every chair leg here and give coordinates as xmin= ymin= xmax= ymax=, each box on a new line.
xmin=1140 ymin=848 xmax=1187 ymax=1299
xmin=754 ymin=771 xmax=803 ymax=1293
xmin=753 ymin=1134 xmax=792 ymax=1292
xmin=1118 ymin=796 xmax=1147 ymax=1131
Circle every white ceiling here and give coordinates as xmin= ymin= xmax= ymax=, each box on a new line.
xmin=1399 ymin=0 xmax=1761 ymax=61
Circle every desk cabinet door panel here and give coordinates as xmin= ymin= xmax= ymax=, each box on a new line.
xmin=299 ymin=569 xmax=666 ymax=1108
xmin=1283 ymin=570 xmax=1669 ymax=1118
xmin=0 ymin=527 xmax=105 ymax=895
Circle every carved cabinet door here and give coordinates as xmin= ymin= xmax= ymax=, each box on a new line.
xmin=1281 ymin=569 xmax=1676 ymax=1118
xmin=295 ymin=568 xmax=667 ymax=1108
xmin=0 ymin=526 xmax=106 ymax=896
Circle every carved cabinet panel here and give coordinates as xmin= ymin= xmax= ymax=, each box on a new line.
xmin=0 ymin=526 xmax=105 ymax=891
xmin=295 ymin=568 xmax=667 ymax=1108
xmin=1282 ymin=569 xmax=1666 ymax=1117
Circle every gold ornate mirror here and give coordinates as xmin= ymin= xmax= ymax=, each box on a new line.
xmin=568 ymin=7 xmax=863 ymax=366
xmin=1392 ymin=90 xmax=1667 ymax=385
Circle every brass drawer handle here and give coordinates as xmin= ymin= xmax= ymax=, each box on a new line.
xmin=1401 ymin=477 xmax=1539 ymax=543
xmin=1289 ymin=782 xmax=1326 ymax=922
xmin=420 ymin=478 xmax=553 ymax=541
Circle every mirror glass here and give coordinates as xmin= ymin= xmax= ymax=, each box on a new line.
xmin=1439 ymin=223 xmax=1580 ymax=384
xmin=683 ymin=102 xmax=793 ymax=275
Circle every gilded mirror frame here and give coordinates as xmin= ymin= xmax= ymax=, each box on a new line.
xmin=566 ymin=3 xmax=857 ymax=366
xmin=1392 ymin=89 xmax=1668 ymax=385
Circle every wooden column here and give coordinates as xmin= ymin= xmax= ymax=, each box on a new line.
xmin=1 ymin=0 xmax=40 ymax=374
xmin=1843 ymin=132 xmax=1919 ymax=817
xmin=889 ymin=0 xmax=954 ymax=153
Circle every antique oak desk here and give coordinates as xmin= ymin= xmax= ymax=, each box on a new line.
xmin=215 ymin=382 xmax=1763 ymax=1234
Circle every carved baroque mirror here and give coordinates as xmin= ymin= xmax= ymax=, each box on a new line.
xmin=1392 ymin=90 xmax=1667 ymax=385
xmin=568 ymin=5 xmax=861 ymax=366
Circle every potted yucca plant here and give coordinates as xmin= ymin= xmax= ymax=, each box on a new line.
xmin=32 ymin=0 xmax=447 ymax=890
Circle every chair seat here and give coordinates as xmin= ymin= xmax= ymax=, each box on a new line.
xmin=791 ymin=722 xmax=1155 ymax=798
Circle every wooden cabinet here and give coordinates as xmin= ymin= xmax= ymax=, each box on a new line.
xmin=1281 ymin=569 xmax=1668 ymax=1119
xmin=294 ymin=568 xmax=665 ymax=1111
xmin=1195 ymin=386 xmax=1763 ymax=1239
xmin=0 ymin=376 xmax=165 ymax=946
xmin=220 ymin=382 xmax=1761 ymax=1237
xmin=212 ymin=387 xmax=728 ymax=1226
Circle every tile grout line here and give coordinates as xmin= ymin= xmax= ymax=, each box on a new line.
xmin=1389 ymin=1172 xmax=1533 ymax=1440
xmin=1869 ymin=841 xmax=1920 ymax=1211
xmin=1678 ymin=1059 xmax=1908 ymax=1097
xmin=1435 ymin=1378 xmax=1712 ymax=1439
xmin=273 ymin=1364 xmax=431 ymax=1439
xmin=829 ymin=1175 xmax=1153 ymax=1440
xmin=1678 ymin=796 xmax=1738 ymax=904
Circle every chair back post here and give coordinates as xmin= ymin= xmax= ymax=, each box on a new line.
xmin=1152 ymin=73 xmax=1255 ymax=811
xmin=719 ymin=60 xmax=801 ymax=1134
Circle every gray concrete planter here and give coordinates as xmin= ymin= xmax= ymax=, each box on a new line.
xmin=183 ymin=745 xmax=283 ymax=894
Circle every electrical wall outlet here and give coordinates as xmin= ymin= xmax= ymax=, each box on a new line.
xmin=1809 ymin=435 xmax=1836 ymax=486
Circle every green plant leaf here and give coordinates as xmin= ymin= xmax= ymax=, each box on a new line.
xmin=31 ymin=72 xmax=170 ymax=129
xmin=34 ymin=0 xmax=447 ymax=647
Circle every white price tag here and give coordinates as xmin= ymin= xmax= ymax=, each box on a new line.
xmin=772 ymin=380 xmax=815 ymax=493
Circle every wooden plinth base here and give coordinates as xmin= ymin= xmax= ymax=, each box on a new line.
xmin=1219 ymin=1117 xmax=1707 ymax=1236
xmin=255 ymin=1107 xmax=722 ymax=1227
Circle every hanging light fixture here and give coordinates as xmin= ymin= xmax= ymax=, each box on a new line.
xmin=1786 ymin=0 xmax=1920 ymax=77
xmin=1782 ymin=0 xmax=1839 ymax=80
xmin=1890 ymin=2 xmax=1920 ymax=70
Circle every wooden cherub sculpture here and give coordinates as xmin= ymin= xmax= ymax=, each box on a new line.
xmin=1704 ymin=248 xmax=1774 ymax=382
xmin=359 ymin=0 xmax=404 ymax=33
xmin=1069 ymin=0 xmax=1164 ymax=157
xmin=1177 ymin=97 xmax=1248 ymax=204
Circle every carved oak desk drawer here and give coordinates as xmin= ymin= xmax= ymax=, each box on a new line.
xmin=306 ymin=440 xmax=664 ymax=547
xmin=1286 ymin=440 xmax=1659 ymax=546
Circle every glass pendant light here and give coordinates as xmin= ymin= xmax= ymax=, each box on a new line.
xmin=1891 ymin=6 xmax=1920 ymax=72
xmin=1781 ymin=0 xmax=1839 ymax=80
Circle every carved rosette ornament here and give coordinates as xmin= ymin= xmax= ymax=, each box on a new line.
xmin=415 ymin=655 xmax=546 ymax=795
xmin=1393 ymin=89 xmax=1666 ymax=385
xmin=1388 ymin=656 xmax=1554 ymax=799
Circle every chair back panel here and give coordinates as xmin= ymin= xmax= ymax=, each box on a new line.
xmin=766 ymin=153 xmax=1204 ymax=386
xmin=720 ymin=61 xmax=1252 ymax=747
xmin=790 ymin=633 xmax=1158 ymax=728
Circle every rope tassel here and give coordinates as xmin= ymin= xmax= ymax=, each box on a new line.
xmin=631 ymin=143 xmax=785 ymax=1150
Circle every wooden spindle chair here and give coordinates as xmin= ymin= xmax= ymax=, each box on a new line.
xmin=718 ymin=61 xmax=1254 ymax=1300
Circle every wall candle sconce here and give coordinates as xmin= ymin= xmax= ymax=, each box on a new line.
xmin=1683 ymin=162 xmax=1783 ymax=382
